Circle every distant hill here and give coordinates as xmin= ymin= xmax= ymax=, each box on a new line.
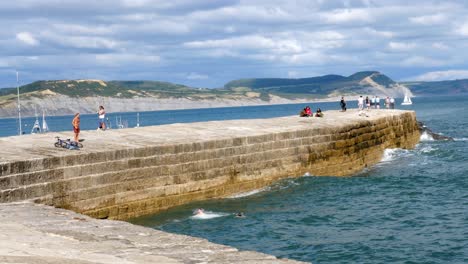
xmin=0 ymin=80 xmax=215 ymax=98
xmin=0 ymin=71 xmax=415 ymax=118
xmin=224 ymin=71 xmax=409 ymax=99
xmin=402 ymin=79 xmax=468 ymax=95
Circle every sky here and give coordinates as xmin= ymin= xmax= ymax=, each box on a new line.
xmin=1 ymin=0 xmax=468 ymax=88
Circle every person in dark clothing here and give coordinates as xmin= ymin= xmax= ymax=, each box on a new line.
xmin=340 ymin=97 xmax=347 ymax=112
xmin=315 ymin=108 xmax=323 ymax=117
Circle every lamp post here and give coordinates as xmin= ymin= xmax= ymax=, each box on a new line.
xmin=16 ymin=71 xmax=22 ymax=135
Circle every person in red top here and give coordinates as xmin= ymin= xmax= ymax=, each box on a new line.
xmin=305 ymin=106 xmax=312 ymax=117
xmin=72 ymin=113 xmax=80 ymax=142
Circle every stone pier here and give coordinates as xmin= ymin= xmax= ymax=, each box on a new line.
xmin=0 ymin=109 xmax=420 ymax=263
xmin=0 ymin=110 xmax=420 ymax=220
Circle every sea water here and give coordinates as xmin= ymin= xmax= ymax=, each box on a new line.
xmin=0 ymin=101 xmax=336 ymax=137
xmin=128 ymin=95 xmax=468 ymax=264
xmin=1 ymin=96 xmax=466 ymax=263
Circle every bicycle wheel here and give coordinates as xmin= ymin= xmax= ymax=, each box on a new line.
xmin=77 ymin=143 xmax=83 ymax=148
xmin=54 ymin=142 xmax=61 ymax=148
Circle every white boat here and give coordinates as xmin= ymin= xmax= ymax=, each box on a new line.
xmin=135 ymin=113 xmax=140 ymax=128
xmin=31 ymin=117 xmax=41 ymax=134
xmin=401 ymin=95 xmax=413 ymax=105
xmin=31 ymin=108 xmax=49 ymax=134
xmin=42 ymin=110 xmax=49 ymax=132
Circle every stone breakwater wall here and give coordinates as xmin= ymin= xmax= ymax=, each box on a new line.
xmin=0 ymin=110 xmax=420 ymax=220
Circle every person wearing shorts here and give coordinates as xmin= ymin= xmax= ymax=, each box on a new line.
xmin=72 ymin=113 xmax=80 ymax=142
xmin=98 ymin=105 xmax=106 ymax=130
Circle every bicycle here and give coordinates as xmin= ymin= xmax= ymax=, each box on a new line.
xmin=54 ymin=136 xmax=83 ymax=149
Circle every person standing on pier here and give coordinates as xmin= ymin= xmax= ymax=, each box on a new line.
xmin=340 ymin=97 xmax=347 ymax=112
xmin=358 ymin=96 xmax=364 ymax=110
xmin=98 ymin=105 xmax=106 ymax=130
xmin=385 ymin=97 xmax=390 ymax=109
xmin=72 ymin=113 xmax=80 ymax=142
xmin=390 ymin=97 xmax=395 ymax=109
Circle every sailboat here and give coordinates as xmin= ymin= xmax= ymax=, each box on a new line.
xmin=401 ymin=94 xmax=413 ymax=105
xmin=31 ymin=109 xmax=41 ymax=134
xmin=42 ymin=110 xmax=49 ymax=132
xmin=135 ymin=113 xmax=140 ymax=128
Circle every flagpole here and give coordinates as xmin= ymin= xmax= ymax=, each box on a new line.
xmin=16 ymin=71 xmax=22 ymax=135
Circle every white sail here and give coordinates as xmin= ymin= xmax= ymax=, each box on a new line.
xmin=31 ymin=108 xmax=41 ymax=134
xmin=42 ymin=110 xmax=49 ymax=132
xmin=31 ymin=119 xmax=41 ymax=134
xmin=401 ymin=95 xmax=413 ymax=105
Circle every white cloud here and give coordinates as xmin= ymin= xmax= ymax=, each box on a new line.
xmin=388 ymin=42 xmax=417 ymax=51
xmin=456 ymin=21 xmax=468 ymax=36
xmin=432 ymin=42 xmax=449 ymax=50
xmin=184 ymin=31 xmax=344 ymax=57
xmin=190 ymin=5 xmax=293 ymax=23
xmin=287 ymin=71 xmax=299 ymax=78
xmin=320 ymin=8 xmax=373 ymax=23
xmin=16 ymin=32 xmax=39 ymax=46
xmin=409 ymin=13 xmax=446 ymax=25
xmin=120 ymin=0 xmax=151 ymax=7
xmin=224 ymin=26 xmax=236 ymax=33
xmin=41 ymin=31 xmax=118 ymax=49
xmin=410 ymin=70 xmax=468 ymax=81
xmin=2 ymin=1 xmax=468 ymax=88
xmin=401 ymin=56 xmax=447 ymax=67
xmin=186 ymin=72 xmax=208 ymax=80
xmin=184 ymin=35 xmax=303 ymax=53
xmin=95 ymin=53 xmax=160 ymax=66
xmin=52 ymin=23 xmax=113 ymax=35
xmin=363 ymin=27 xmax=394 ymax=38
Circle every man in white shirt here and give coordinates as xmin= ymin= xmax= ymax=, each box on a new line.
xmin=358 ymin=96 xmax=364 ymax=110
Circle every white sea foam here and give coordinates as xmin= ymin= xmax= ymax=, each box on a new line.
xmin=381 ymin=149 xmax=398 ymax=162
xmin=419 ymin=145 xmax=436 ymax=153
xmin=420 ymin=131 xmax=434 ymax=141
xmin=190 ymin=211 xmax=229 ymax=220
xmin=227 ymin=188 xmax=268 ymax=198
xmin=454 ymin=137 xmax=468 ymax=141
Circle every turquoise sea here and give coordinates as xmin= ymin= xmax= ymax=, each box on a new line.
xmin=0 ymin=96 xmax=466 ymax=263
xmin=128 ymin=95 xmax=468 ymax=264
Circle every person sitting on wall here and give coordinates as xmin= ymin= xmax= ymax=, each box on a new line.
xmin=299 ymin=106 xmax=313 ymax=117
xmin=315 ymin=108 xmax=323 ymax=117
xmin=305 ymin=106 xmax=312 ymax=116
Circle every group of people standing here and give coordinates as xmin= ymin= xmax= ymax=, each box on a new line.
xmin=71 ymin=105 xmax=107 ymax=143
xmin=357 ymin=96 xmax=395 ymax=110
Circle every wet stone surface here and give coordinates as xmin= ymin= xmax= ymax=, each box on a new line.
xmin=0 ymin=202 xmax=305 ymax=264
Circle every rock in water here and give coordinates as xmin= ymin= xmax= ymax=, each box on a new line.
xmin=417 ymin=122 xmax=454 ymax=141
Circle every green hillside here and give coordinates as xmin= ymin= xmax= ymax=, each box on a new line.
xmin=5 ymin=71 xmax=463 ymax=105
xmin=402 ymin=79 xmax=468 ymax=95
xmin=0 ymin=80 xmax=226 ymax=99
xmin=223 ymin=71 xmax=395 ymax=99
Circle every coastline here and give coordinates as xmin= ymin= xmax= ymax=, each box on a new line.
xmin=0 ymin=95 xmax=346 ymax=119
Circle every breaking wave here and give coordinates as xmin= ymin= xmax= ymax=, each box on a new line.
xmin=190 ymin=210 xmax=229 ymax=220
xmin=420 ymin=131 xmax=434 ymax=141
xmin=227 ymin=187 xmax=268 ymax=198
xmin=381 ymin=149 xmax=399 ymax=162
